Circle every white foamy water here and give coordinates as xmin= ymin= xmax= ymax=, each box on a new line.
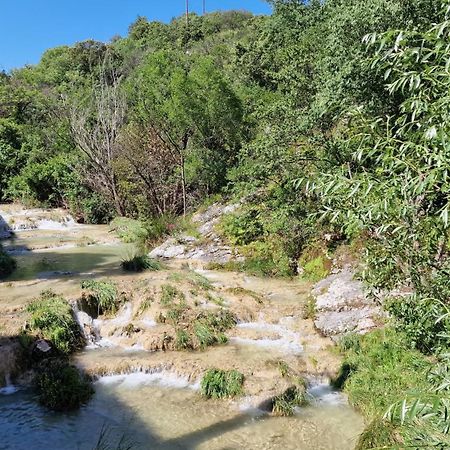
xmin=96 ymin=371 xmax=199 ymax=390
xmin=306 ymin=378 xmax=348 ymax=406
xmin=108 ymin=303 xmax=133 ymax=326
xmin=233 ymin=319 xmax=303 ymax=354
xmin=140 ymin=318 xmax=157 ymax=328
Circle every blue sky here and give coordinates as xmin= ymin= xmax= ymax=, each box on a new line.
xmin=0 ymin=1 xmax=271 ymax=72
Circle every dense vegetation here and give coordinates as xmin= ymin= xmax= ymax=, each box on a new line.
xmin=2 ymin=0 xmax=450 ymax=445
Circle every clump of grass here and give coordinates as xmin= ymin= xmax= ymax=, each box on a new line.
xmin=121 ymin=254 xmax=162 ymax=272
xmin=160 ymin=284 xmax=185 ymax=306
xmin=167 ymin=270 xmax=213 ymax=291
xmin=27 ymin=291 xmax=84 ymax=354
xmin=205 ymin=292 xmax=226 ymax=306
xmin=277 ymin=360 xmax=291 ymax=378
xmin=34 ymin=358 xmax=93 ymax=411
xmin=80 ymin=279 xmax=119 ymax=316
xmin=175 ymin=329 xmax=192 ymax=350
xmin=0 ymin=244 xmax=16 ymax=279
xmin=201 ymin=369 xmax=244 ymax=399
xmin=302 ymin=296 xmax=317 ymax=319
xmin=334 ymin=328 xmax=430 ymax=419
xmin=194 ymin=322 xmax=217 ymax=348
xmin=271 ymin=386 xmax=308 ymax=416
xmin=355 ymin=418 xmax=403 ymax=450
xmin=225 ymin=286 xmax=264 ymax=304
xmin=136 ymin=297 xmax=153 ymax=316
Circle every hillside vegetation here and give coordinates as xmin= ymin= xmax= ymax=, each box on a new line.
xmin=1 ymin=0 xmax=450 ymax=446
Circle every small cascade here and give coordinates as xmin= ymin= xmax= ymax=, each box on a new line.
xmin=0 ymin=372 xmax=18 ymax=395
xmin=71 ymin=300 xmax=100 ymax=347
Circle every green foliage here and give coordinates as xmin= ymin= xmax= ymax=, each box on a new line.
xmin=386 ymin=295 xmax=450 ymax=354
xmin=221 ymin=208 xmax=263 ymax=246
xmin=301 ymin=256 xmax=330 ymax=282
xmin=355 ymin=418 xmax=402 ymax=450
xmin=34 ymin=359 xmax=93 ymax=411
xmin=80 ymin=280 xmax=119 ymax=315
xmin=200 ymin=368 xmax=244 ymax=399
xmin=0 ymin=244 xmax=16 ymax=279
xmin=27 ymin=291 xmax=83 ymax=354
xmin=110 ymin=217 xmax=149 ymax=244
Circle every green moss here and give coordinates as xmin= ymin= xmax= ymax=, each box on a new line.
xmin=201 ymin=369 xmax=244 ymax=399
xmin=27 ymin=291 xmax=84 ymax=354
xmin=167 ymin=270 xmax=213 ymax=290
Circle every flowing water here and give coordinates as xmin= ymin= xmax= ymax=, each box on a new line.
xmin=0 ymin=205 xmax=364 ymax=449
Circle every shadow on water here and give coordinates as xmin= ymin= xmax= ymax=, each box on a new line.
xmin=0 ymin=213 xmax=14 ymax=240
xmin=0 ymin=331 xmax=263 ymax=450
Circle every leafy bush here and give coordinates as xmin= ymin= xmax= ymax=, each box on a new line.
xmin=386 ymin=294 xmax=450 ymax=354
xmin=27 ymin=291 xmax=84 ymax=354
xmin=200 ymin=368 xmax=244 ymax=399
xmin=34 ymin=359 xmax=93 ymax=411
xmin=0 ymin=244 xmax=16 ymax=279
xmin=80 ymin=280 xmax=119 ymax=316
xmin=121 ymin=254 xmax=162 ymax=272
xmin=221 ymin=208 xmax=263 ymax=246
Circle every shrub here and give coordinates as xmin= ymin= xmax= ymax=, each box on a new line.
xmin=0 ymin=244 xmax=16 ymax=279
xmin=121 ymin=254 xmax=162 ymax=272
xmin=386 ymin=294 xmax=450 ymax=354
xmin=80 ymin=280 xmax=119 ymax=316
xmin=271 ymin=386 xmax=308 ymax=416
xmin=34 ymin=359 xmax=93 ymax=411
xmin=27 ymin=291 xmax=84 ymax=354
xmin=221 ymin=208 xmax=263 ymax=246
xmin=201 ymin=369 xmax=244 ymax=398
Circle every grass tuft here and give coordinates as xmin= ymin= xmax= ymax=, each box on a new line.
xmin=27 ymin=290 xmax=84 ymax=354
xmin=201 ymin=368 xmax=244 ymax=399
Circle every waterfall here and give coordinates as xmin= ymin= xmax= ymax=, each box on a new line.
xmin=0 ymin=372 xmax=18 ymax=395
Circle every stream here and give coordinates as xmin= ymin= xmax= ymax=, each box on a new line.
xmin=0 ymin=205 xmax=364 ymax=449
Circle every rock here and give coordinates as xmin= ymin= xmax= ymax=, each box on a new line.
xmin=149 ymin=203 xmax=242 ymax=264
xmin=31 ymin=339 xmax=54 ymax=361
xmin=312 ymin=266 xmax=381 ymax=338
